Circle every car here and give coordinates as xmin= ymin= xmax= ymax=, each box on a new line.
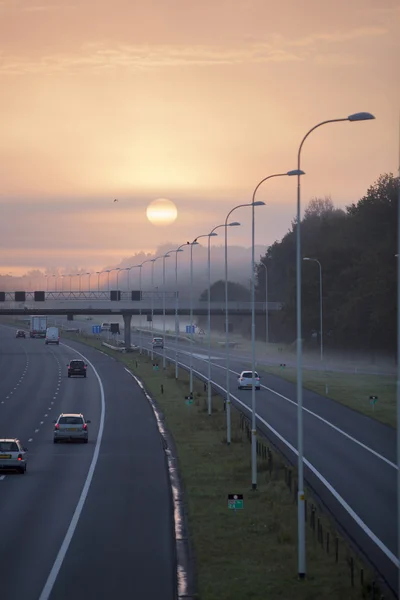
xmin=152 ymin=337 xmax=164 ymax=349
xmin=0 ymin=439 xmax=28 ymax=474
xmin=53 ymin=413 xmax=91 ymax=443
xmin=15 ymin=329 xmax=26 ymax=338
xmin=237 ymin=370 xmax=261 ymax=390
xmin=67 ymin=359 xmax=87 ymax=377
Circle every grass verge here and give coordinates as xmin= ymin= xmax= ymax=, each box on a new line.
xmin=56 ymin=329 xmax=387 ymax=600
xmin=257 ymin=364 xmax=396 ymax=429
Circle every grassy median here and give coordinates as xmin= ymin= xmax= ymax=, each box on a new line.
xmin=48 ymin=329 xmax=388 ymax=600
xmin=256 ymin=364 xmax=396 ymax=429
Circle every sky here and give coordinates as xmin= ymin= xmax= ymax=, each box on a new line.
xmin=0 ymin=0 xmax=399 ymax=278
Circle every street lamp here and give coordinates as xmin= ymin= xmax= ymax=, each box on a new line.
xmin=172 ymin=245 xmax=186 ymax=378
xmin=138 ymin=259 xmax=153 ymax=354
xmin=150 ymin=258 xmax=162 ymax=360
xmin=250 ymin=170 xmax=304 ymax=489
xmin=396 ymin=126 xmax=400 ymax=598
xmin=96 ymin=272 xmax=101 ymax=292
xmin=296 ymin=111 xmax=375 ymax=580
xmin=188 ymin=239 xmax=199 ymax=394
xmin=224 ymin=202 xmax=259 ymax=445
xmin=259 ymin=260 xmax=269 ymax=346
xmin=162 ymin=253 xmax=171 ymax=369
xmin=207 ymin=223 xmax=240 ymax=416
xmin=303 ymin=258 xmax=323 ymax=361
xmin=115 ymin=268 xmax=121 ymax=289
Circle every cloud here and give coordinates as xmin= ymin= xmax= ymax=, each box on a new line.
xmin=1 ymin=22 xmax=388 ymax=77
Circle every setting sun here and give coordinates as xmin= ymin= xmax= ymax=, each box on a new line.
xmin=146 ymin=198 xmax=178 ymax=226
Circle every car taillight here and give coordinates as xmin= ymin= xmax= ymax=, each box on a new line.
xmin=68 ymin=366 xmax=70 ymax=369
xmin=55 ymin=424 xmax=59 ymax=429
xmin=83 ymin=424 xmax=87 ymax=430
xmin=17 ymin=454 xmax=23 ymax=461
xmin=84 ymin=365 xmax=87 ymax=369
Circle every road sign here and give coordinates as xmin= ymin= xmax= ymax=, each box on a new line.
xmin=92 ymin=325 xmax=101 ymax=334
xmin=369 ymin=395 xmax=378 ymax=405
xmin=228 ymin=494 xmax=244 ymax=510
xmin=185 ymin=393 xmax=193 ymax=405
xmin=185 ymin=325 xmax=195 ymax=333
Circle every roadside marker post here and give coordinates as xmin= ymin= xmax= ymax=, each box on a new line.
xmin=369 ymin=395 xmax=378 ymax=412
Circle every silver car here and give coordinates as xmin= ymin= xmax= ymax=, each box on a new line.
xmin=237 ymin=370 xmax=261 ymax=390
xmin=152 ymin=337 xmax=164 ymax=349
xmin=0 ymin=439 xmax=28 ymax=474
xmin=53 ymin=413 xmax=91 ymax=444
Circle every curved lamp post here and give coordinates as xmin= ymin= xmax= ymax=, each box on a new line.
xmin=303 ymin=257 xmax=323 ymax=361
xmin=162 ymin=253 xmax=171 ymax=368
xmin=225 ymin=202 xmax=261 ymax=445
xmin=140 ymin=259 xmax=154 ymax=355
xmin=296 ymin=111 xmax=375 ymax=580
xmin=207 ymin=222 xmax=240 ymax=416
xmin=259 ymin=260 xmax=269 ymax=346
xmin=250 ymin=170 xmax=304 ymax=489
xmin=167 ymin=245 xmax=186 ymax=378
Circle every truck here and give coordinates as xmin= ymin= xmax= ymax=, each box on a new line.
xmin=30 ymin=316 xmax=47 ymax=338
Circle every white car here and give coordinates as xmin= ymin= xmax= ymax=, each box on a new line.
xmin=237 ymin=370 xmax=261 ymax=390
xmin=152 ymin=337 xmax=164 ymax=349
xmin=0 ymin=439 xmax=28 ymax=474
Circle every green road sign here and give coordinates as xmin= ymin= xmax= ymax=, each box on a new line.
xmin=369 ymin=395 xmax=378 ymax=405
xmin=185 ymin=399 xmax=193 ymax=406
xmin=228 ymin=494 xmax=244 ymax=510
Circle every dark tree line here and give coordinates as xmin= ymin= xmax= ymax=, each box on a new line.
xmin=256 ymin=173 xmax=399 ymax=353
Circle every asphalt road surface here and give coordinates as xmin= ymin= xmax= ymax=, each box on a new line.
xmin=130 ymin=329 xmax=398 ymax=595
xmin=0 ymin=325 xmax=176 ymax=600
xmin=10 ymin=317 xmax=399 ymax=595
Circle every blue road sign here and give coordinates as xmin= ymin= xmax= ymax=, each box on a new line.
xmin=185 ymin=325 xmax=195 ymax=333
xmin=92 ymin=325 xmax=101 ymax=334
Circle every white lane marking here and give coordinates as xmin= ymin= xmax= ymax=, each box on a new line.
xmin=1 ymin=401 xmax=4 ymax=404
xmin=28 ymin=438 xmax=33 ymax=442
xmin=40 ymin=421 xmax=44 ymax=425
xmin=44 ymin=414 xmax=48 ymax=417
xmin=202 ymin=357 xmax=397 ymax=470
xmin=35 ymin=429 xmax=39 ymax=433
xmin=39 ymin=344 xmax=106 ymax=600
xmin=175 ymin=356 xmax=399 ymax=567
xmin=0 ymin=475 xmax=5 ymax=480
xmin=53 ymin=396 xmax=56 ymax=399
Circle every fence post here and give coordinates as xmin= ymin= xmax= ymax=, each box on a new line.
xmin=350 ymin=557 xmax=354 ymax=587
xmin=335 ymin=537 xmax=339 ymax=563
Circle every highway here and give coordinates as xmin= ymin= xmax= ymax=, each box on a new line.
xmin=128 ymin=327 xmax=397 ymax=595
xmin=0 ymin=325 xmax=176 ymax=600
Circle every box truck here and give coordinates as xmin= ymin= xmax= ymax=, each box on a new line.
xmin=30 ymin=316 xmax=47 ymax=338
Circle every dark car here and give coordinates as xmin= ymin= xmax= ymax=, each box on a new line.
xmin=16 ymin=330 xmax=26 ymax=338
xmin=67 ymin=359 xmax=87 ymax=378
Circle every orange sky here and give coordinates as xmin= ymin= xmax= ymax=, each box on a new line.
xmin=0 ymin=0 xmax=399 ymax=276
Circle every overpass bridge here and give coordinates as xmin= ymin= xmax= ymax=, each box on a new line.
xmin=0 ymin=290 xmax=282 ymax=347
xmin=0 ymin=290 xmax=282 ymax=316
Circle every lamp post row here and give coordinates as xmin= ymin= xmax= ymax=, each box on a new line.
xmin=37 ymin=110 xmax=376 ymax=584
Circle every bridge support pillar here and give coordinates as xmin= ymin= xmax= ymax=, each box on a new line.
xmin=123 ymin=314 xmax=132 ymax=349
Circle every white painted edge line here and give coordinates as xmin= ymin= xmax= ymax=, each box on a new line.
xmin=38 ymin=343 xmax=106 ymax=600
xmin=170 ymin=354 xmax=400 ymax=568
xmin=0 ymin=475 xmax=5 ymax=480
xmin=178 ymin=349 xmax=397 ymax=470
xmin=123 ymin=366 xmax=189 ymax=599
